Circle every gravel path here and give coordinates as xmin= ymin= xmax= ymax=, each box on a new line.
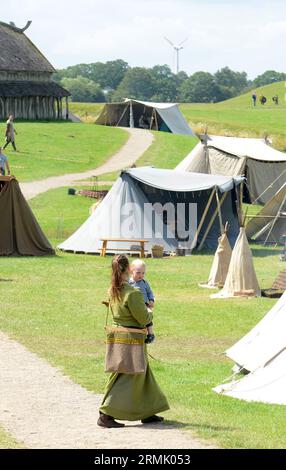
xmin=20 ymin=127 xmax=154 ymax=200
xmin=0 ymin=331 xmax=213 ymax=449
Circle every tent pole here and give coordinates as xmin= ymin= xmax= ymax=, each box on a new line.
xmin=251 ymin=168 xmax=286 ymax=205
xmin=154 ymin=110 xmax=158 ymax=130
xmin=263 ymin=192 xmax=286 ymax=245
xmin=116 ymin=104 xmax=129 ymax=127
xmin=198 ymin=192 xmax=228 ymax=251
xmin=191 ymin=187 xmax=216 ymax=251
xmin=215 ymin=187 xmax=224 ymax=235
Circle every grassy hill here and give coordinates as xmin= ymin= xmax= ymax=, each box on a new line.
xmin=70 ymin=81 xmax=286 ymax=150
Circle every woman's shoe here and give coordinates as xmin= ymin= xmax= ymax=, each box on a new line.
xmin=97 ymin=412 xmax=125 ymax=428
xmin=141 ymin=415 xmax=164 ymax=424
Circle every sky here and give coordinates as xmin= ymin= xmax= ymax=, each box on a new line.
xmin=1 ymin=0 xmax=286 ymax=78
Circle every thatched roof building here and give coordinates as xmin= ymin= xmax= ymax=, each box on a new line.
xmin=0 ymin=20 xmax=70 ymax=120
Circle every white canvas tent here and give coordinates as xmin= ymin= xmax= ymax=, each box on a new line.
xmin=246 ymin=183 xmax=286 ymax=245
xmin=58 ymin=167 xmax=243 ymax=254
xmin=226 ymin=290 xmax=286 ymax=373
xmin=214 ymin=291 xmax=286 ymax=405
xmin=211 ymin=227 xmax=261 ymax=298
xmin=200 ymin=231 xmax=232 ymax=289
xmin=95 ymin=99 xmax=195 ymax=135
xmin=175 ymin=135 xmax=286 ymax=204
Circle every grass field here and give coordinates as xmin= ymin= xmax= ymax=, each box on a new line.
xmin=70 ymin=81 xmax=286 ymax=150
xmin=0 ymin=86 xmax=285 ymax=448
xmin=0 ymin=185 xmax=285 ymax=449
xmin=0 ymin=122 xmax=128 ymax=182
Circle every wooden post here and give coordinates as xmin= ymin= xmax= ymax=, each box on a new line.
xmin=198 ymin=191 xmax=228 ymax=251
xmin=264 ymin=192 xmax=286 ymax=245
xmin=215 ymin=187 xmax=224 ymax=236
xmin=140 ymin=241 xmax=145 ymax=258
xmin=66 ymin=96 xmax=69 ymax=120
xmin=191 ymin=187 xmax=216 ymax=251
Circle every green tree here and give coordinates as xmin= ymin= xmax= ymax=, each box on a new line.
xmin=60 ymin=76 xmax=105 ymax=102
xmin=214 ymin=66 xmax=249 ymax=99
xmin=112 ymin=67 xmax=155 ymax=101
xmin=253 ymin=70 xmax=286 ymax=87
xmin=149 ymin=65 xmax=179 ymax=101
xmin=179 ymin=71 xmax=222 ymax=103
xmin=54 ymin=60 xmax=129 ymax=91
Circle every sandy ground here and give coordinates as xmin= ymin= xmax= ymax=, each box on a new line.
xmin=20 ymin=127 xmax=154 ymax=200
xmin=0 ymin=332 xmax=214 ymax=449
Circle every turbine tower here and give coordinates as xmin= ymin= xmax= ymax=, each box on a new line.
xmin=164 ymin=37 xmax=188 ymax=74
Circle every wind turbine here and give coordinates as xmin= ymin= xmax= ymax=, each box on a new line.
xmin=164 ymin=37 xmax=188 ymax=74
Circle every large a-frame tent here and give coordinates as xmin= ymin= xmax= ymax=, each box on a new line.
xmin=214 ymin=291 xmax=286 ymax=405
xmin=58 ymin=167 xmax=243 ymax=254
xmin=246 ymin=183 xmax=286 ymax=244
xmin=0 ymin=176 xmax=55 ymax=256
xmin=175 ymin=135 xmax=286 ymax=204
xmin=95 ymin=99 xmax=195 ymax=135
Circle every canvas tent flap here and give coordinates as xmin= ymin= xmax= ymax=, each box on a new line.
xmin=125 ymin=167 xmax=244 ymax=193
xmin=200 ymin=232 xmax=232 ymax=288
xmin=246 ymin=183 xmax=286 ymax=244
xmin=226 ymin=290 xmax=286 ymax=372
xmin=211 ymin=227 xmax=260 ymax=299
xmin=214 ymin=348 xmax=286 ymax=406
xmin=0 ymin=178 xmax=54 ymax=256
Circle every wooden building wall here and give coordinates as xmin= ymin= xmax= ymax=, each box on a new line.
xmin=0 ymin=96 xmax=66 ymax=120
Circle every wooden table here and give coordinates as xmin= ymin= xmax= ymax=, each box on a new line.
xmin=100 ymin=238 xmax=148 ymax=258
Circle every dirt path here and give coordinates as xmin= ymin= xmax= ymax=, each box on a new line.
xmin=20 ymin=128 xmax=154 ymax=200
xmin=0 ymin=331 xmax=213 ymax=449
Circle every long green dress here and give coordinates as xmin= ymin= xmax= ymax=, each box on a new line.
xmin=100 ymin=283 xmax=170 ymax=421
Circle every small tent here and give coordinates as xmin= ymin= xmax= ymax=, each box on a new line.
xmin=0 ymin=176 xmax=55 ymax=256
xmin=211 ymin=227 xmax=261 ymax=298
xmin=175 ymin=135 xmax=286 ymax=204
xmin=214 ymin=291 xmax=286 ymax=405
xmin=95 ymin=99 xmax=194 ymax=135
xmin=246 ymin=183 xmax=286 ymax=244
xmin=58 ymin=167 xmax=243 ymax=254
xmin=226 ymin=290 xmax=286 ymax=373
xmin=199 ymin=230 xmax=232 ymax=289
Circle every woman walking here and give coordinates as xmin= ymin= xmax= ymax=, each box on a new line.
xmin=98 ymin=254 xmax=169 ymax=428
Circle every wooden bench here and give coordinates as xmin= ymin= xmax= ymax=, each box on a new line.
xmin=100 ymin=238 xmax=148 ymax=258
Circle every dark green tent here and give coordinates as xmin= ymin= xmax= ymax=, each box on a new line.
xmin=0 ymin=176 xmax=55 ymax=256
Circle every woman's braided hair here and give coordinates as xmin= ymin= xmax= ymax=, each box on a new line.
xmin=109 ymin=254 xmax=129 ymax=302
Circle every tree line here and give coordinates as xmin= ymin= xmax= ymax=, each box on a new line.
xmin=53 ymin=60 xmax=286 ymax=103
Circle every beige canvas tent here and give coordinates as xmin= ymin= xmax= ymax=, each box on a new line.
xmin=246 ymin=183 xmax=286 ymax=245
xmin=200 ymin=229 xmax=232 ymax=289
xmin=175 ymin=135 xmax=286 ymax=204
xmin=211 ymin=227 xmax=260 ymax=298
xmin=0 ymin=176 xmax=54 ymax=256
xmin=95 ymin=99 xmax=194 ymax=135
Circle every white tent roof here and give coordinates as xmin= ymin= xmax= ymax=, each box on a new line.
xmin=176 ymin=136 xmax=286 ymax=171
xmin=226 ymin=290 xmax=286 ymax=372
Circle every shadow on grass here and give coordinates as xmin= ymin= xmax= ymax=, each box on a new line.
xmin=252 ymin=248 xmax=281 ymax=257
xmin=126 ymin=419 xmax=235 ymax=433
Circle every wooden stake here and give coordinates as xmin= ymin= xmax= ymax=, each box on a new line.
xmin=198 ymin=191 xmax=228 ymax=251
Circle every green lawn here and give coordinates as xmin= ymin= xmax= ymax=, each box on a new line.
xmin=0 ymin=122 xmax=128 ymax=182
xmin=0 ymin=186 xmax=285 ymax=449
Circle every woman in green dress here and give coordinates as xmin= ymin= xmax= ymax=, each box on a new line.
xmin=98 ymin=254 xmax=169 ymax=428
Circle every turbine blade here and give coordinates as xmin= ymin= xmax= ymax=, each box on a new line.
xmin=164 ymin=36 xmax=174 ymax=46
xmin=178 ymin=37 xmax=188 ymax=46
